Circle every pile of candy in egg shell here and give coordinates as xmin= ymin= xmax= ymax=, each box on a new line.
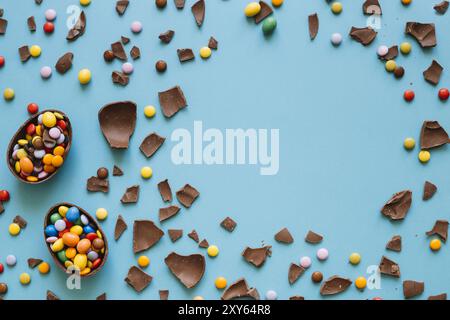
xmin=9 ymin=111 xmax=69 ymax=183
xmin=44 ymin=205 xmax=106 ymax=276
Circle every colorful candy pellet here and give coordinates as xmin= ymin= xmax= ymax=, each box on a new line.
xmin=349 ymin=252 xmax=361 ymax=265
xmin=215 ymin=277 xmax=227 ymax=289
xmin=355 ymin=276 xmax=367 ymax=290
xmin=244 ymin=2 xmax=261 ymax=17
xmin=96 ymin=208 xmax=108 ymax=220
xmin=144 ymin=105 xmax=156 ymax=118
xmin=78 ymin=68 xmax=91 ymax=85
xmin=438 ymin=88 xmax=449 ymax=101
xmin=262 ymin=17 xmax=277 ymax=34
xmin=404 ymin=137 xmax=415 ymax=150
xmin=141 ymin=166 xmax=153 ymax=179
xmin=200 ymin=47 xmax=212 ymax=59
xmin=265 ymin=290 xmax=277 ymax=300
xmin=207 ymin=245 xmax=219 ymax=257
xmin=317 ymin=248 xmax=329 ymax=261
xmin=331 ymin=2 xmax=343 ymax=14
xmin=418 ymin=150 xmax=431 ymax=163
xmin=138 ymin=255 xmax=150 ymax=268
xmin=3 ymin=88 xmax=15 ymax=101
xmin=8 ymin=223 xmax=21 ymax=236
xmin=19 ymin=273 xmax=31 ymax=285
xmin=430 ymin=239 xmax=441 ymax=251
xmin=38 ymin=262 xmax=50 ymax=274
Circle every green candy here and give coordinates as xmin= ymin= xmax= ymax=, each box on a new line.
xmin=262 ymin=17 xmax=277 ymax=34
xmin=50 ymin=213 xmax=62 ymax=224
xmin=57 ymin=250 xmax=68 ymax=263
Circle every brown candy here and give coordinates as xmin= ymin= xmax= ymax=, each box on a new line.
xmin=311 ymin=271 xmax=323 ymax=283
xmin=97 ymin=167 xmax=109 ymax=179
xmin=156 ymin=60 xmax=167 ymax=73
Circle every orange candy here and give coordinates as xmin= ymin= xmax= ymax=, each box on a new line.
xmin=76 ymin=239 xmax=91 ymax=254
xmin=62 ymin=232 xmax=80 ymax=248
xmin=19 ymin=157 xmax=34 ymax=174
xmin=43 ymin=154 xmax=54 ymax=165
xmin=51 ymin=155 xmax=64 ymax=167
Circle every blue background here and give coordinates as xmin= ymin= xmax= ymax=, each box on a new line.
xmin=0 ymin=0 xmax=449 ymax=300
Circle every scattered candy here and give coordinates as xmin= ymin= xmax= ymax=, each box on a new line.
xmin=3 ymin=88 xmax=15 ymax=100
xmin=131 ymin=21 xmax=142 ymax=33
xmin=377 ymin=45 xmax=389 ymax=57
xmin=122 ymin=62 xmax=134 ymax=74
xmin=331 ymin=33 xmax=343 ymax=46
xmin=404 ymin=137 xmax=415 ymax=150
xmin=0 ymin=189 xmax=10 ymax=201
xmin=207 ymin=245 xmax=219 ymax=257
xmin=430 ymin=238 xmax=441 ymax=251
xmin=193 ymin=296 xmax=204 ymax=300
xmin=385 ymin=60 xmax=396 ymax=72
xmin=355 ymin=276 xmax=367 ymax=290
xmin=144 ymin=105 xmax=156 ymax=118
xmin=272 ymin=0 xmax=284 ymax=7
xmin=141 ymin=166 xmax=153 ymax=179
xmin=394 ymin=66 xmax=405 ymax=79
xmin=244 ymin=2 xmax=261 ymax=17
xmin=300 ymin=256 xmax=312 ymax=268
xmin=438 ymin=88 xmax=449 ymax=101
xmin=155 ymin=60 xmax=167 ymax=73
xmin=404 ymin=90 xmax=415 ymax=102
xmin=0 ymin=283 xmax=7 ymax=294
xmin=265 ymin=290 xmax=277 ymax=300
xmin=400 ymin=42 xmax=412 ymax=54
xmin=80 ymin=0 xmax=91 ymax=6
xmin=40 ymin=66 xmax=52 ymax=79
xmin=0 ymin=55 xmax=5 ymax=68
xmin=418 ymin=150 xmax=431 ymax=163
xmin=138 ymin=255 xmax=150 ymax=268
xmin=78 ymin=68 xmax=91 ymax=84
xmin=349 ymin=252 xmax=361 ymax=265
xmin=200 ymin=47 xmax=212 ymax=59
xmin=215 ymin=276 xmax=227 ymax=289
xmin=401 ymin=0 xmax=412 ymax=5
xmin=43 ymin=22 xmax=55 ymax=34
xmin=262 ymin=17 xmax=277 ymax=35
xmin=331 ymin=2 xmax=343 ymax=14
xmin=19 ymin=272 xmax=31 ymax=285
xmin=38 ymin=261 xmax=50 ymax=274
xmin=45 ymin=9 xmax=57 ymax=21
xmin=29 ymin=45 xmax=41 ymax=57
xmin=311 ymin=271 xmax=323 ymax=283
xmin=317 ymin=248 xmax=329 ymax=261
xmin=96 ymin=208 xmax=108 ymax=220
xmin=156 ymin=0 xmax=167 ymax=8
xmin=6 ymin=254 xmax=17 ymax=266
xmin=9 ymin=223 xmax=21 ymax=236
xmin=0 ymin=263 xmax=3 ymax=273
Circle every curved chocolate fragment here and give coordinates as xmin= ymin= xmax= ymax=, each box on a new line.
xmin=130 ymin=46 xmax=140 ymax=60
xmin=175 ymin=0 xmax=185 ymax=9
xmin=46 ymin=290 xmax=59 ymax=300
xmin=27 ymin=16 xmax=36 ymax=32
xmin=363 ymin=0 xmax=382 ymax=15
xmin=133 ymin=220 xmax=164 ymax=253
xmin=176 ymin=184 xmax=200 ymax=208
xmin=111 ymin=41 xmax=127 ymax=60
xmin=423 ymin=60 xmax=443 ymax=85
xmin=19 ymin=45 xmax=31 ymax=62
xmin=208 ymin=36 xmax=218 ymax=50
xmin=308 ymin=13 xmax=319 ymax=40
xmin=221 ymin=216 xmax=237 ymax=232
xmin=275 ymin=227 xmax=294 ymax=244
xmin=159 ymin=30 xmax=175 ymax=43
xmin=13 ymin=215 xmax=27 ymax=228
xmin=87 ymin=176 xmax=109 ymax=193
xmin=420 ymin=121 xmax=449 ymax=150
xmin=242 ymin=246 xmax=272 ymax=268
xmin=177 ymin=48 xmax=195 ymax=62
xmin=349 ymin=27 xmax=377 ymax=46
xmin=0 ymin=18 xmax=7 ymax=35
xmin=423 ymin=181 xmax=437 ymax=200
xmin=405 ymin=22 xmax=436 ymax=48
xmin=379 ymin=256 xmax=401 ymax=277
xmin=28 ymin=258 xmax=43 ymax=268
xmin=428 ymin=293 xmax=447 ymax=300
xmin=112 ymin=71 xmax=129 ymax=86
xmin=305 ymin=230 xmax=323 ymax=244
xmin=116 ymin=0 xmax=129 ymax=15
xmin=114 ymin=214 xmax=127 ymax=240
xmin=188 ymin=229 xmax=199 ymax=243
xmin=96 ymin=293 xmax=107 ymax=300
xmin=164 ymin=252 xmax=205 ymax=288
xmin=121 ymin=185 xmax=139 ymax=204
xmin=66 ymin=11 xmax=86 ymax=41
xmin=221 ymin=278 xmax=260 ymax=300
xmin=158 ymin=179 xmax=172 ymax=202
xmin=168 ymin=229 xmax=183 ymax=242
xmin=379 ymin=45 xmax=398 ymax=61
xmin=426 ymin=220 xmax=448 ymax=242
xmin=159 ymin=290 xmax=169 ymax=300
xmin=159 ymin=205 xmax=180 ymax=222
xmin=55 ymin=52 xmax=74 ymax=74
xmin=386 ymin=235 xmax=402 ymax=252
xmin=121 ymin=36 xmax=130 ymax=45
xmin=289 ymin=296 xmax=305 ymax=300
xmin=380 ymin=190 xmax=412 ymax=221
xmin=434 ymin=1 xmax=449 ymax=14
xmin=320 ymin=276 xmax=352 ymax=296
xmin=158 ymin=86 xmax=188 ymax=118
xmin=403 ymin=280 xmax=424 ymax=299
xmin=98 ymin=101 xmax=136 ymax=149
xmin=125 ymin=266 xmax=152 ymax=293
xmin=288 ymin=263 xmax=305 ymax=285
xmin=254 ymin=1 xmax=273 ymax=24
xmin=199 ymin=239 xmax=209 ymax=248
xmin=113 ymin=165 xmax=124 ymax=176
xmin=191 ymin=0 xmax=205 ymax=27
xmin=140 ymin=132 xmax=165 ymax=158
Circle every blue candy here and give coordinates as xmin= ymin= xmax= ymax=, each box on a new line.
xmin=65 ymin=207 xmax=80 ymax=223
xmin=83 ymin=225 xmax=95 ymax=234
xmin=45 ymin=225 xmax=58 ymax=237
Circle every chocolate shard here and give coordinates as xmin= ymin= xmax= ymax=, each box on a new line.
xmin=159 ymin=205 xmax=180 ymax=222
xmin=46 ymin=290 xmax=59 ymax=300
xmin=111 ymin=41 xmax=127 ymax=60
xmin=158 ymin=179 xmax=173 ymax=202
xmin=220 ymin=217 xmax=237 ymax=232
xmin=121 ymin=36 xmax=130 ymax=45
xmin=423 ymin=181 xmax=437 ymax=200
xmin=176 ymin=184 xmax=200 ymax=208
xmin=254 ymin=1 xmax=273 ymax=24
xmin=363 ymin=0 xmax=382 ymax=15
xmin=308 ymin=13 xmax=319 ymax=40
xmin=27 ymin=258 xmax=43 ymax=268
xmin=405 ymin=22 xmax=436 ymax=48
xmin=208 ymin=36 xmax=218 ymax=50
xmin=349 ymin=26 xmax=378 ymax=46
xmin=87 ymin=176 xmax=109 ymax=193
xmin=112 ymin=71 xmax=129 ymax=86
xmin=191 ymin=0 xmax=205 ymax=27
xmin=428 ymin=293 xmax=447 ymax=300
xmin=386 ymin=235 xmax=402 ymax=252
xmin=98 ymin=101 xmax=137 ymax=149
xmin=275 ymin=227 xmax=294 ymax=244
xmin=420 ymin=121 xmax=449 ymax=150
xmin=426 ymin=220 xmax=448 ymax=242
xmin=113 ymin=165 xmax=124 ymax=176
xmin=0 ymin=202 xmax=4 ymax=215
xmin=188 ymin=229 xmax=199 ymax=243
xmin=116 ymin=0 xmax=129 ymax=15
xmin=159 ymin=30 xmax=175 ymax=43
xmin=13 ymin=215 xmax=27 ymax=228
xmin=139 ymin=132 xmax=165 ymax=158
xmin=175 ymin=0 xmax=185 ymax=9
xmin=403 ymin=280 xmax=424 ymax=299
xmin=379 ymin=256 xmax=401 ymax=277
xmin=121 ymin=185 xmax=139 ymax=204
xmin=66 ymin=11 xmax=86 ymax=41
xmin=27 ymin=16 xmax=36 ymax=32
xmin=423 ymin=60 xmax=443 ymax=85
xmin=158 ymin=86 xmax=188 ymax=118
xmin=380 ymin=190 xmax=412 ymax=221
xmin=177 ymin=48 xmax=195 ymax=62
xmin=288 ymin=263 xmax=305 ymax=285
xmin=130 ymin=46 xmax=140 ymax=60
xmin=125 ymin=266 xmax=152 ymax=293
xmin=0 ymin=18 xmax=7 ymax=35
xmin=159 ymin=290 xmax=169 ymax=300
xmin=305 ymin=230 xmax=323 ymax=244
xmin=164 ymin=252 xmax=205 ymax=288
xmin=114 ymin=215 xmax=127 ymax=241
xmin=242 ymin=246 xmax=272 ymax=268
xmin=19 ymin=45 xmax=31 ymax=62
xmin=434 ymin=1 xmax=449 ymax=14
xmin=96 ymin=293 xmax=107 ymax=300
xmin=55 ymin=52 xmax=74 ymax=74
xmin=379 ymin=45 xmax=399 ymax=61
xmin=289 ymin=296 xmax=305 ymax=300
xmin=168 ymin=229 xmax=183 ymax=242
xmin=221 ymin=278 xmax=260 ymax=300
xmin=35 ymin=0 xmax=43 ymax=4
xmin=199 ymin=239 xmax=209 ymax=248
xmin=133 ymin=220 xmax=164 ymax=253
xmin=320 ymin=276 xmax=352 ymax=296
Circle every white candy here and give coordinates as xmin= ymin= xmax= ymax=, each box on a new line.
xmin=46 ymin=236 xmax=58 ymax=243
xmin=331 ymin=33 xmax=343 ymax=46
xmin=80 ymin=214 xmax=89 ymax=225
xmin=265 ymin=290 xmax=278 ymax=300
xmin=377 ymin=45 xmax=389 ymax=56
xmin=54 ymin=219 xmax=66 ymax=231
xmin=6 ymin=254 xmax=17 ymax=266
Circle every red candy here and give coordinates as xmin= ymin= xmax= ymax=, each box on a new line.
xmin=64 ymin=218 xmax=73 ymax=228
xmin=92 ymin=258 xmax=102 ymax=270
xmin=0 ymin=55 xmax=5 ymax=68
xmin=0 ymin=190 xmax=10 ymax=202
xmin=86 ymin=233 xmax=98 ymax=241
xmin=0 ymin=263 xmax=4 ymax=273
xmin=26 ymin=124 xmax=36 ymax=136
xmin=27 ymin=103 xmax=39 ymax=114
xmin=438 ymin=88 xmax=449 ymax=101
xmin=43 ymin=22 xmax=55 ymax=33
xmin=58 ymin=229 xmax=69 ymax=238
xmin=57 ymin=120 xmax=67 ymax=130
xmin=404 ymin=90 xmax=415 ymax=102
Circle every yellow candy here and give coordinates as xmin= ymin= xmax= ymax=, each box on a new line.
xmin=43 ymin=154 xmax=53 ymax=165
xmin=30 ymin=45 xmax=42 ymax=57
xmin=53 ymin=146 xmax=65 ymax=156
xmin=244 ymin=2 xmax=261 ymax=17
xmin=66 ymin=247 xmax=77 ymax=259
xmin=19 ymin=273 xmax=31 ymax=285
xmin=15 ymin=161 xmax=21 ymax=173
xmin=97 ymin=230 xmax=103 ymax=239
xmin=385 ymin=60 xmax=396 ymax=72
xmin=430 ymin=239 xmax=441 ymax=251
xmin=78 ymin=68 xmax=92 ymax=85
xmin=144 ymin=105 xmax=156 ymax=118
xmin=96 ymin=208 xmax=108 ymax=220
xmin=42 ymin=112 xmax=57 ymax=128
xmin=355 ymin=276 xmax=367 ymax=290
xmin=404 ymin=137 xmax=415 ymax=150
xmin=3 ymin=88 xmax=15 ymax=101
xmin=80 ymin=267 xmax=91 ymax=275
xmin=207 ymin=245 xmax=219 ymax=257
xmin=20 ymin=157 xmax=34 ymax=174
xmin=51 ymin=238 xmax=64 ymax=252
xmin=138 ymin=255 xmax=150 ymax=268
xmin=400 ymin=42 xmax=412 ymax=54
xmin=58 ymin=205 xmax=69 ymax=217
xmin=272 ymin=0 xmax=284 ymax=7
xmin=80 ymin=0 xmax=91 ymax=5
xmin=9 ymin=223 xmax=21 ymax=236
xmin=70 ymin=225 xmax=83 ymax=236
xmin=193 ymin=296 xmax=204 ymax=300
xmin=38 ymin=262 xmax=50 ymax=274
xmin=331 ymin=2 xmax=343 ymax=14
xmin=64 ymin=261 xmax=73 ymax=268
xmin=200 ymin=47 xmax=212 ymax=59
xmin=215 ymin=277 xmax=227 ymax=289
xmin=18 ymin=139 xmax=29 ymax=146
xmin=402 ymin=0 xmax=412 ymax=5
xmin=54 ymin=112 xmax=64 ymax=120
xmin=16 ymin=149 xmax=28 ymax=159
xmin=36 ymin=125 xmax=42 ymax=136
xmin=27 ymin=176 xmax=38 ymax=182
xmin=141 ymin=166 xmax=153 ymax=179
xmin=87 ymin=261 xmax=93 ymax=268
xmin=74 ymin=254 xmax=88 ymax=271
xmin=418 ymin=150 xmax=430 ymax=163
xmin=51 ymin=155 xmax=64 ymax=167
xmin=349 ymin=253 xmax=361 ymax=265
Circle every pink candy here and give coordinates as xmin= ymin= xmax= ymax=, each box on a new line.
xmin=40 ymin=66 xmax=52 ymax=79
xmin=300 ymin=256 xmax=312 ymax=268
xmin=45 ymin=9 xmax=57 ymax=21
xmin=131 ymin=21 xmax=142 ymax=33
xmin=121 ymin=62 xmax=134 ymax=74
xmin=317 ymin=248 xmax=329 ymax=261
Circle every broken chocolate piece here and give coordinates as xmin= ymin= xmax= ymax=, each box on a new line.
xmin=403 ymin=280 xmax=424 ymax=299
xmin=55 ymin=52 xmax=74 ymax=74
xmin=288 ymin=263 xmax=305 ymax=285
xmin=289 ymin=296 xmax=305 ymax=300
xmin=87 ymin=176 xmax=109 ymax=193
xmin=305 ymin=230 xmax=323 ymax=244
xmin=379 ymin=256 xmax=401 ymax=277
xmin=168 ymin=229 xmax=183 ymax=242
xmin=0 ymin=202 xmax=4 ymax=215
xmin=133 ymin=220 xmax=164 ymax=253
xmin=274 ymin=227 xmax=294 ymax=244
xmin=405 ymin=22 xmax=436 ymax=48
xmin=114 ymin=215 xmax=127 ymax=241
xmin=111 ymin=41 xmax=127 ymax=60
xmin=199 ymin=239 xmax=209 ymax=248
xmin=242 ymin=246 xmax=272 ymax=267
xmin=125 ymin=266 xmax=152 ymax=292
xmin=112 ymin=71 xmax=129 ymax=86
xmin=363 ymin=0 xmax=382 ymax=15
xmin=35 ymin=0 xmax=43 ymax=4
xmin=46 ymin=290 xmax=59 ymax=300
xmin=308 ymin=13 xmax=319 ymax=40
xmin=320 ymin=276 xmax=352 ymax=296
xmin=381 ymin=190 xmax=412 ymax=221
xmin=159 ymin=290 xmax=169 ymax=300
xmin=208 ymin=36 xmax=218 ymax=50
xmin=158 ymin=86 xmax=188 ymax=118
xmin=379 ymin=45 xmax=398 ymax=61
xmin=130 ymin=46 xmax=140 ymax=60
xmin=386 ymin=235 xmax=402 ymax=252
xmin=19 ymin=45 xmax=31 ymax=62
xmin=177 ymin=48 xmax=195 ymax=62
xmin=188 ymin=229 xmax=199 ymax=243
xmin=164 ymin=252 xmax=205 ymax=288
xmin=121 ymin=36 xmax=130 ymax=45
xmin=220 ymin=217 xmax=237 ymax=232
xmin=27 ymin=16 xmax=36 ymax=32
xmin=0 ymin=18 xmax=7 ymax=35
xmin=428 ymin=293 xmax=447 ymax=300
xmin=121 ymin=185 xmax=139 ymax=204
xmin=13 ymin=215 xmax=27 ymax=228
xmin=349 ymin=27 xmax=377 ymax=46
xmin=157 ymin=179 xmax=172 ymax=202
xmin=426 ymin=220 xmax=448 ymax=242
xmin=96 ymin=293 xmax=107 ymax=300
xmin=420 ymin=121 xmax=449 ymax=150
xmin=434 ymin=1 xmax=449 ymax=14
xmin=113 ymin=165 xmax=124 ymax=176
xmin=159 ymin=30 xmax=175 ymax=43
xmin=159 ymin=205 xmax=180 ymax=222
xmin=254 ymin=1 xmax=273 ymax=24
xmin=221 ymin=278 xmax=260 ymax=300
xmin=423 ymin=181 xmax=437 ymax=200
xmin=423 ymin=60 xmax=443 ymax=85
xmin=175 ymin=0 xmax=185 ymax=9
xmin=139 ymin=132 xmax=165 ymax=158
xmin=66 ymin=11 xmax=86 ymax=41
xmin=116 ymin=0 xmax=129 ymax=15
xmin=176 ymin=184 xmax=199 ymax=208
xmin=191 ymin=0 xmax=205 ymax=27
xmin=98 ymin=101 xmax=137 ymax=149
xmin=28 ymin=258 xmax=43 ymax=269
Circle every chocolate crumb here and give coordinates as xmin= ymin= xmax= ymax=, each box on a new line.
xmin=139 ymin=132 xmax=165 ymax=158
xmin=157 ymin=179 xmax=173 ymax=202
xmin=55 ymin=52 xmax=74 ymax=74
xmin=379 ymin=256 xmax=401 ymax=277
xmin=121 ymin=36 xmax=130 ymax=45
xmin=381 ymin=190 xmax=412 ymax=220
xmin=19 ymin=45 xmax=31 ymax=62
xmin=428 ymin=293 xmax=447 ymax=300
xmin=87 ymin=176 xmax=109 ymax=193
xmin=66 ymin=11 xmax=86 ymax=41
xmin=0 ymin=18 xmax=7 ymax=35
xmin=159 ymin=205 xmax=180 ymax=222
xmin=27 ymin=16 xmax=36 ymax=32
xmin=305 ymin=230 xmax=323 ymax=244
xmin=220 ymin=217 xmax=237 ymax=232
xmin=221 ymin=278 xmax=260 ymax=300
xmin=242 ymin=246 xmax=272 ymax=268
xmin=158 ymin=86 xmax=188 ymax=118
xmin=349 ymin=26 xmax=378 ymax=45
xmin=188 ymin=229 xmax=199 ymax=243
xmin=168 ymin=229 xmax=183 ymax=242
xmin=288 ymin=263 xmax=305 ymax=285
xmin=177 ymin=48 xmax=195 ymax=62
xmin=133 ymin=220 xmax=164 ymax=253
xmin=208 ymin=36 xmax=218 ymax=50
xmin=28 ymin=258 xmax=43 ymax=268
xmin=114 ymin=215 xmax=127 ymax=241
xmin=379 ymin=45 xmax=398 ymax=61
xmin=112 ymin=71 xmax=129 ymax=86
xmin=116 ymin=0 xmax=129 ymax=15
xmin=175 ymin=0 xmax=185 ymax=9
xmin=274 ymin=227 xmax=294 ymax=244
xmin=308 ymin=13 xmax=319 ymax=40
xmin=176 ymin=184 xmax=199 ymax=208
xmin=191 ymin=0 xmax=205 ymax=27
xmin=113 ymin=165 xmax=124 ymax=176
xmin=46 ymin=290 xmax=59 ymax=300
xmin=96 ymin=293 xmax=107 ymax=300
xmin=386 ymin=235 xmax=402 ymax=252
xmin=403 ymin=280 xmax=424 ymax=299
xmin=426 ymin=220 xmax=448 ymax=242
xmin=159 ymin=290 xmax=169 ymax=300
xmin=434 ymin=1 xmax=449 ymax=14
xmin=420 ymin=121 xmax=449 ymax=150
xmin=423 ymin=60 xmax=443 ymax=85
xmin=405 ymin=22 xmax=436 ymax=48
xmin=165 ymin=252 xmax=205 ymax=288
xmin=13 ymin=215 xmax=27 ymax=228
xmin=159 ymin=30 xmax=174 ymax=43
xmin=121 ymin=185 xmax=139 ymax=204
xmin=254 ymin=1 xmax=273 ymax=24
xmin=130 ymin=46 xmax=140 ymax=60
xmin=423 ymin=181 xmax=437 ymax=200
xmin=320 ymin=276 xmax=352 ymax=296
xmin=289 ymin=296 xmax=305 ymax=300
xmin=125 ymin=266 xmax=152 ymax=292
xmin=199 ymin=239 xmax=209 ymax=248
xmin=363 ymin=0 xmax=382 ymax=15
xmin=111 ymin=41 xmax=127 ymax=60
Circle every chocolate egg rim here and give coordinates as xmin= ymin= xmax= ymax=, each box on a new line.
xmin=6 ymin=109 xmax=73 ymax=185
xmin=43 ymin=202 xmax=109 ymax=278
